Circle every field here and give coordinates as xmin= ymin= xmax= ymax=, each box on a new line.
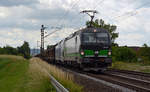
xmin=0 ymin=55 xmax=55 ymax=92
xmin=112 ymin=61 xmax=150 ymax=73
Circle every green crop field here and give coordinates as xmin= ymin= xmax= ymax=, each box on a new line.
xmin=0 ymin=55 xmax=56 ymax=92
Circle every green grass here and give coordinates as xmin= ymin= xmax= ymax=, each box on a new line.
xmin=31 ymin=58 xmax=83 ymax=92
xmin=0 ymin=55 xmax=29 ymax=92
xmin=27 ymin=58 xmax=56 ymax=92
xmin=0 ymin=55 xmax=56 ymax=92
xmin=111 ymin=61 xmax=150 ymax=73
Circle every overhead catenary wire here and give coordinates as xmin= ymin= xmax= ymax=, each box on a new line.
xmin=60 ymin=0 xmax=106 ymax=30
xmin=45 ymin=0 xmax=150 ymax=46
xmin=93 ymin=0 xmax=105 ymax=10
xmin=85 ymin=0 xmax=115 ymax=24
xmin=113 ymin=1 xmax=150 ymax=21
xmin=44 ymin=0 xmax=81 ymax=46
xmin=71 ymin=0 xmax=104 ymax=26
xmin=46 ymin=0 xmax=81 ymax=34
xmin=44 ymin=29 xmax=60 ymax=38
xmin=90 ymin=0 xmax=150 ymax=24
xmin=57 ymin=0 xmax=81 ymax=28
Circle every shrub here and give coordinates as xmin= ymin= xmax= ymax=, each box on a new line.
xmin=138 ymin=47 xmax=150 ymax=61
xmin=112 ymin=46 xmax=137 ymax=62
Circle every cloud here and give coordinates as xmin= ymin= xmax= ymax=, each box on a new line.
xmin=0 ymin=27 xmax=77 ymax=48
xmin=114 ymin=6 xmax=150 ymax=46
xmin=0 ymin=0 xmax=39 ymax=7
xmin=135 ymin=0 xmax=150 ymax=8
xmin=0 ymin=0 xmax=150 ymax=48
xmin=116 ymin=33 xmax=144 ymax=46
xmin=0 ymin=7 xmax=10 ymax=18
xmin=0 ymin=28 xmax=41 ymax=47
xmin=0 ymin=2 xmax=86 ymax=30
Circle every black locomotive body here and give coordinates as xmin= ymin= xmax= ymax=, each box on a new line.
xmin=53 ymin=27 xmax=112 ymax=71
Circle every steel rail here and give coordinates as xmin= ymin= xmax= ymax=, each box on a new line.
xmin=108 ymin=69 xmax=150 ymax=77
xmin=105 ymin=72 xmax=150 ymax=87
xmin=87 ymin=73 xmax=150 ymax=92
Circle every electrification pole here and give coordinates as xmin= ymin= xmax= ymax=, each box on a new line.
xmin=40 ymin=25 xmax=47 ymax=53
xmin=40 ymin=25 xmax=61 ymax=54
xmin=37 ymin=40 xmax=40 ymax=54
xmin=80 ymin=10 xmax=98 ymax=27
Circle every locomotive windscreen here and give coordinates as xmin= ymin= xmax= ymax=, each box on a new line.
xmin=82 ymin=32 xmax=109 ymax=44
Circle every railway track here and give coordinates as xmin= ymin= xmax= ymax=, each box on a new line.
xmin=59 ymin=65 xmax=150 ymax=92
xmin=85 ymin=69 xmax=150 ymax=92
xmin=107 ymin=69 xmax=150 ymax=81
xmin=86 ymin=72 xmax=150 ymax=92
xmin=44 ymin=61 xmax=150 ymax=92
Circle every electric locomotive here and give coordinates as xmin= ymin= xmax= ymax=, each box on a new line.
xmin=55 ymin=27 xmax=112 ymax=71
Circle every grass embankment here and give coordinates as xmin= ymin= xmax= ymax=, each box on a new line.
xmin=0 ymin=55 xmax=55 ymax=92
xmin=30 ymin=58 xmax=83 ymax=92
xmin=27 ymin=58 xmax=56 ymax=92
xmin=0 ymin=55 xmax=28 ymax=92
xmin=112 ymin=61 xmax=150 ymax=73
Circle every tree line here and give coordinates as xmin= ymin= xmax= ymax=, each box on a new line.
xmin=0 ymin=41 xmax=31 ymax=59
xmin=112 ymin=45 xmax=150 ymax=64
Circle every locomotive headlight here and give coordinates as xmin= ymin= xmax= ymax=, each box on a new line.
xmin=81 ymin=51 xmax=84 ymax=55
xmin=95 ymin=51 xmax=99 ymax=54
xmin=108 ymin=51 xmax=111 ymax=56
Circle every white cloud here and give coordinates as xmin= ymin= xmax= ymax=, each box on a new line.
xmin=114 ymin=6 xmax=150 ymax=46
xmin=116 ymin=33 xmax=144 ymax=46
xmin=0 ymin=28 xmax=40 ymax=48
xmin=0 ymin=0 xmax=150 ymax=48
xmin=0 ymin=0 xmax=39 ymax=7
xmin=0 ymin=7 xmax=10 ymax=18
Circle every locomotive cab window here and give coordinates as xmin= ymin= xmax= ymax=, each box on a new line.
xmin=96 ymin=33 xmax=109 ymax=44
xmin=82 ymin=32 xmax=109 ymax=44
xmin=83 ymin=33 xmax=96 ymax=43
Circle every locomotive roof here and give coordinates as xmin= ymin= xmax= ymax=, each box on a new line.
xmin=55 ymin=27 xmax=109 ymax=46
xmin=80 ymin=27 xmax=109 ymax=33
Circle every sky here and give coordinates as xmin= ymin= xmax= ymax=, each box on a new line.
xmin=0 ymin=0 xmax=150 ymax=48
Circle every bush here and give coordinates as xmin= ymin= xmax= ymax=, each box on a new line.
xmin=0 ymin=46 xmax=18 ymax=55
xmin=0 ymin=41 xmax=31 ymax=59
xmin=140 ymin=56 xmax=150 ymax=65
xmin=138 ymin=47 xmax=150 ymax=60
xmin=112 ymin=46 xmax=137 ymax=62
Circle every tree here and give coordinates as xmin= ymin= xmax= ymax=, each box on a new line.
xmin=138 ymin=44 xmax=150 ymax=60
xmin=143 ymin=43 xmax=148 ymax=47
xmin=0 ymin=41 xmax=31 ymax=59
xmin=18 ymin=41 xmax=31 ymax=59
xmin=0 ymin=45 xmax=18 ymax=55
xmin=112 ymin=46 xmax=137 ymax=62
xmin=4 ymin=45 xmax=18 ymax=55
xmin=86 ymin=19 xmax=119 ymax=45
xmin=47 ymin=45 xmax=52 ymax=49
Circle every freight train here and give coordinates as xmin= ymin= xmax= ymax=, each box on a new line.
xmin=39 ymin=27 xmax=112 ymax=71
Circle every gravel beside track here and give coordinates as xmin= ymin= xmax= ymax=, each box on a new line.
xmin=74 ymin=73 xmax=123 ymax=92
